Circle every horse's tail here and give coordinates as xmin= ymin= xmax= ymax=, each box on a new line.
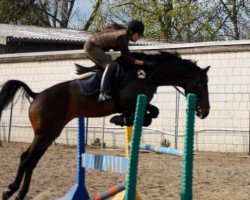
xmin=0 ymin=80 xmax=37 ymax=120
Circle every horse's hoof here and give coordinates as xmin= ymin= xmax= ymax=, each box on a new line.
xmin=110 ymin=116 xmax=126 ymax=126
xmin=15 ymin=195 xmax=22 ymax=200
xmin=2 ymin=191 xmax=10 ymax=200
xmin=148 ymin=106 xmax=159 ymax=118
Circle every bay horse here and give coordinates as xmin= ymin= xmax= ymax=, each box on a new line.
xmin=1 ymin=51 xmax=210 ymax=200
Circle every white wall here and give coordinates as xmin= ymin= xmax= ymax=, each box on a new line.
xmin=0 ymin=41 xmax=249 ymax=153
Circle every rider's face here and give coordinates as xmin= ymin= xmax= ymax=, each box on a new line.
xmin=130 ymin=32 xmax=142 ymax=42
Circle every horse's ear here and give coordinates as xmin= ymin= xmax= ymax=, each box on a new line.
xmin=203 ymin=66 xmax=210 ymax=73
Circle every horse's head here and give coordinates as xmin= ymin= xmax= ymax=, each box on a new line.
xmin=135 ymin=51 xmax=211 ymax=119
xmin=184 ymin=66 xmax=210 ymax=119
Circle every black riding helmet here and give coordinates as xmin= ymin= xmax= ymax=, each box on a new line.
xmin=127 ymin=20 xmax=144 ymax=36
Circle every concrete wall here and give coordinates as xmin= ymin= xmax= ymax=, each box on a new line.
xmin=0 ymin=42 xmax=83 ymax=54
xmin=0 ymin=40 xmax=249 ymax=153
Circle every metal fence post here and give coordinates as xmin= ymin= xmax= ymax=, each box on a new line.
xmin=101 ymin=117 xmax=105 ymax=149
xmin=174 ymin=91 xmax=180 ymax=149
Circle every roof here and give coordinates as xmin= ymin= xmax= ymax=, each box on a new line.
xmin=0 ymin=23 xmax=165 ymax=46
xmin=0 ymin=23 xmax=91 ymax=45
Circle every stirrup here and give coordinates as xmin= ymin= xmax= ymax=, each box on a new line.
xmin=98 ymin=92 xmax=112 ymax=102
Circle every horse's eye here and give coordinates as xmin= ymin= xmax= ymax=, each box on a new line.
xmin=201 ymin=76 xmax=208 ymax=83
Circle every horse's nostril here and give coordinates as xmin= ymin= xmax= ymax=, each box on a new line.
xmin=198 ymin=111 xmax=209 ymax=119
xmin=202 ymin=111 xmax=209 ymax=119
xmin=195 ymin=107 xmax=209 ymax=119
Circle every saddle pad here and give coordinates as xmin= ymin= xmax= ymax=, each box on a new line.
xmin=76 ymin=67 xmax=138 ymax=97
xmin=77 ymin=74 xmax=101 ymax=96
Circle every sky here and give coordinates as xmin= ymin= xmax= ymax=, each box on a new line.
xmin=70 ymin=0 xmax=93 ymax=28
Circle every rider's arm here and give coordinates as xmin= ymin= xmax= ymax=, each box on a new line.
xmin=116 ymin=35 xmax=144 ymax=66
xmin=135 ymin=60 xmax=144 ymax=65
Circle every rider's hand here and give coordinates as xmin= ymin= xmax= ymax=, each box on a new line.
xmin=144 ymin=61 xmax=156 ymax=69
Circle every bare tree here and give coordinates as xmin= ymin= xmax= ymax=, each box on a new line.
xmin=21 ymin=0 xmax=75 ymax=28
xmin=219 ymin=0 xmax=250 ymax=40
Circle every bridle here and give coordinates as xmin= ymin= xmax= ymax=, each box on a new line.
xmin=141 ymin=54 xmax=210 ymax=118
xmin=146 ymin=66 xmax=208 ymax=98
xmin=142 ymin=55 xmax=208 ymax=99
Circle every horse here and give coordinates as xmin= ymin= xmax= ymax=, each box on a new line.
xmin=0 ymin=51 xmax=210 ymax=200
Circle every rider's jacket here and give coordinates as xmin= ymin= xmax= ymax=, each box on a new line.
xmin=89 ymin=29 xmax=135 ymax=65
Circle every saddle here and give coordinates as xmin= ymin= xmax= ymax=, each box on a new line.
xmin=74 ymin=63 xmax=140 ymax=97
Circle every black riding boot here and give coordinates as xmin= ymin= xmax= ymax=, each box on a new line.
xmin=98 ymin=64 xmax=116 ymax=102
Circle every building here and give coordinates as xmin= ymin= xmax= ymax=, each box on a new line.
xmin=0 ymin=23 xmax=91 ymax=53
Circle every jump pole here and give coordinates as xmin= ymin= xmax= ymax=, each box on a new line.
xmin=139 ymin=143 xmax=183 ymax=156
xmin=181 ymin=93 xmax=196 ymax=200
xmin=93 ymin=182 xmax=126 ymax=200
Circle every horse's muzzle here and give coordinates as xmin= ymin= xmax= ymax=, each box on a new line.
xmin=196 ymin=111 xmax=209 ymax=119
xmin=195 ymin=105 xmax=209 ymax=119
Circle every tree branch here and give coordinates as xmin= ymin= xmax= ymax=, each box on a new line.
xmin=83 ymin=0 xmax=103 ymax=30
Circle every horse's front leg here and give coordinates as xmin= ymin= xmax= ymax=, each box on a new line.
xmin=146 ymin=103 xmax=159 ymax=118
xmin=110 ymin=112 xmax=134 ymax=127
xmin=110 ymin=103 xmax=159 ymax=127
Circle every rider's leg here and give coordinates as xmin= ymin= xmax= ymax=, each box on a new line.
xmin=84 ymin=41 xmax=116 ymax=102
xmin=84 ymin=41 xmax=112 ymax=68
xmin=98 ymin=63 xmax=116 ymax=102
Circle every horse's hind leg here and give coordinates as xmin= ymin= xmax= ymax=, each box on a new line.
xmin=2 ymin=135 xmax=54 ymax=200
xmin=2 ymin=147 xmax=31 ymax=200
xmin=16 ymin=135 xmax=54 ymax=200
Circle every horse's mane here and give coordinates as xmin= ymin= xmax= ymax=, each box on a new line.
xmin=130 ymin=51 xmax=181 ymax=61
xmin=126 ymin=51 xmax=201 ymax=73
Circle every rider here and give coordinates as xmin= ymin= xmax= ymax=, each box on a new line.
xmin=84 ymin=20 xmax=155 ymax=102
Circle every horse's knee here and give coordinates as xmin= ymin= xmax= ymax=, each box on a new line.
xmin=147 ymin=104 xmax=159 ymax=118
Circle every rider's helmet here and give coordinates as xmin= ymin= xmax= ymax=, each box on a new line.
xmin=127 ymin=20 xmax=144 ymax=36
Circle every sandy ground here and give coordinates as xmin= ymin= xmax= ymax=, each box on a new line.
xmin=0 ymin=142 xmax=249 ymax=200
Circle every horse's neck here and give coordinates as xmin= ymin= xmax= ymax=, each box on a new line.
xmin=148 ymin=63 xmax=192 ymax=89
xmin=120 ymin=79 xmax=156 ymax=110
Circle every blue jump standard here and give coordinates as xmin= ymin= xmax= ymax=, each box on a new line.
xmin=59 ymin=117 xmax=89 ymax=200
